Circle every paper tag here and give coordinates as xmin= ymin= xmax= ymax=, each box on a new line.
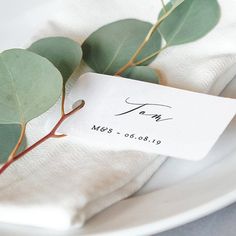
xmin=59 ymin=72 xmax=236 ymax=161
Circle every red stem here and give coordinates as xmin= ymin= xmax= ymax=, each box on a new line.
xmin=0 ymin=100 xmax=85 ymax=175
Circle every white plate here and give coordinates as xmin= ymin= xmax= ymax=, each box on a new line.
xmin=0 ymin=116 xmax=235 ymax=236
xmin=0 ymin=1 xmax=236 ymax=235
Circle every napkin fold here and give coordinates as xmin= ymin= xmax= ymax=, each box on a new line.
xmin=0 ymin=0 xmax=236 ymax=231
xmin=0 ymin=126 xmax=165 ymax=229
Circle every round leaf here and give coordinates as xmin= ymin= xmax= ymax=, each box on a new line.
xmin=0 ymin=124 xmax=26 ymax=164
xmin=122 ymin=66 xmax=160 ymax=84
xmin=82 ymin=19 xmax=162 ymax=75
xmin=170 ymin=0 xmax=185 ymax=7
xmin=0 ymin=49 xmax=62 ymax=124
xmin=159 ymin=0 xmax=220 ymax=46
xmin=28 ymin=37 xmax=83 ymax=84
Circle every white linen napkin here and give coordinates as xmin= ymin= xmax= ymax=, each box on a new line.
xmin=0 ymin=126 xmax=166 ymax=230
xmin=0 ymin=0 xmax=235 ymax=231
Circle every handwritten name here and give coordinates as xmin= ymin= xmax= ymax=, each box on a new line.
xmin=115 ymin=97 xmax=173 ymax=122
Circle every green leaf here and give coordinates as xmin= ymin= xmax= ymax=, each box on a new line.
xmin=28 ymin=37 xmax=83 ymax=84
xmin=159 ymin=0 xmax=220 ymax=46
xmin=122 ymin=66 xmax=160 ymax=84
xmin=0 ymin=124 xmax=26 ymax=164
xmin=0 ymin=49 xmax=62 ymax=124
xmin=170 ymin=0 xmax=185 ymax=7
xmin=82 ymin=19 xmax=162 ymax=75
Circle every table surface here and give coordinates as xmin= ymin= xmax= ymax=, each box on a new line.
xmin=156 ymin=202 xmax=236 ymax=236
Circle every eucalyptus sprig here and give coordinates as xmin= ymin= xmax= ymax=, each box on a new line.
xmin=83 ymin=0 xmax=220 ymax=79
xmin=0 ymin=0 xmax=220 ymax=174
xmin=0 ymin=39 xmax=84 ymax=174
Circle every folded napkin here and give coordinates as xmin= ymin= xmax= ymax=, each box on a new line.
xmin=0 ymin=125 xmax=166 ymax=230
xmin=0 ymin=0 xmax=236 ymax=231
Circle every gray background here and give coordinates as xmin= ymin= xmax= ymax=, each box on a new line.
xmin=156 ymin=202 xmax=236 ymax=236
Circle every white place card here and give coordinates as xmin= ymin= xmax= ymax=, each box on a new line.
xmin=59 ymin=72 xmax=236 ymax=161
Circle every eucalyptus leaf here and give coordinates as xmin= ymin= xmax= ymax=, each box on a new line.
xmin=0 ymin=124 xmax=26 ymax=164
xmin=122 ymin=66 xmax=160 ymax=84
xmin=159 ymin=0 xmax=220 ymax=46
xmin=0 ymin=49 xmax=62 ymax=124
xmin=170 ymin=0 xmax=185 ymax=8
xmin=82 ymin=19 xmax=162 ymax=75
xmin=28 ymin=37 xmax=82 ymax=84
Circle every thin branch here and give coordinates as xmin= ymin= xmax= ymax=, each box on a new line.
xmin=0 ymin=100 xmax=85 ymax=175
xmin=61 ymin=88 xmax=66 ymax=115
xmin=114 ymin=8 xmax=172 ymax=76
xmin=65 ymin=100 xmax=85 ymax=117
xmin=134 ymin=45 xmax=167 ymax=66
xmin=161 ymin=0 xmax=167 ymax=13
xmin=8 ymin=123 xmax=26 ymax=161
xmin=52 ymin=134 xmax=67 ymax=138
